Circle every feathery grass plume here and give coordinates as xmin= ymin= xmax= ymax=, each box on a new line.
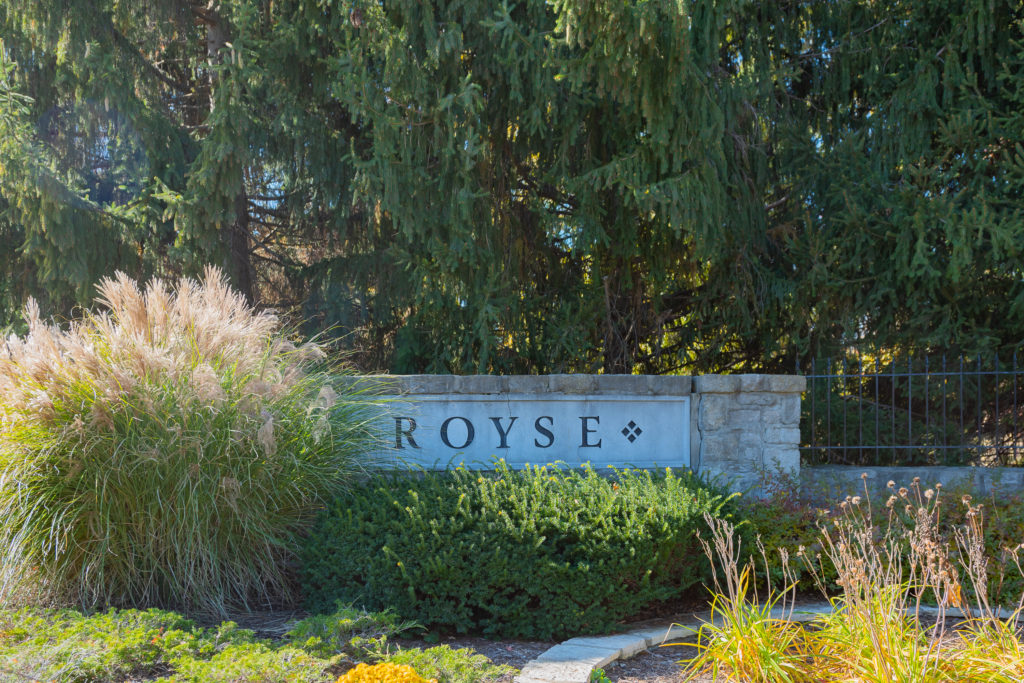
xmin=0 ymin=266 xmax=385 ymax=615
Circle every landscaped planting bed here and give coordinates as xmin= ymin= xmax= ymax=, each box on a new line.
xmin=0 ymin=605 xmax=519 ymax=682
xmin=5 ymin=270 xmax=1024 ymax=681
xmin=0 ymin=271 xmax=530 ymax=681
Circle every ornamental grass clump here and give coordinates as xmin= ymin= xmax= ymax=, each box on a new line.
xmin=0 ymin=267 xmax=383 ymax=614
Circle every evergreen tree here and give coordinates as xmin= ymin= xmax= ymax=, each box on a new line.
xmin=781 ymin=0 xmax=1024 ymax=361
xmin=289 ymin=0 xmax=790 ymax=373
xmin=0 ymin=0 xmax=288 ymax=314
xmin=1 ymin=0 xmax=1022 ymax=371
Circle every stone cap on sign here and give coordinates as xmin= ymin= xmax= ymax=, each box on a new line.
xmin=692 ymin=374 xmax=805 ymax=394
xmin=340 ymin=374 xmax=692 ymax=396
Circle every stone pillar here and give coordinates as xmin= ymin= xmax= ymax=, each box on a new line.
xmin=691 ymin=375 xmax=805 ymax=493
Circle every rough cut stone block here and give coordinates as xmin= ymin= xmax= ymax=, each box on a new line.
xmin=764 ymin=398 xmax=801 ymax=425
xmin=801 ymin=465 xmax=1024 ymax=501
xmin=781 ymin=396 xmax=801 ymax=424
xmin=738 ymin=375 xmax=772 ymax=392
xmin=454 ymin=375 xmax=509 ymax=394
xmin=549 ymin=374 xmax=599 ymax=394
xmin=509 ymin=375 xmax=549 ymax=394
xmin=737 ymin=444 xmax=763 ymax=463
xmin=517 ymin=660 xmax=594 ymax=683
xmin=560 ymin=634 xmax=648 ymax=660
xmin=535 ymin=644 xmax=619 ymax=668
xmin=694 ymin=374 xmax=804 ymax=395
xmin=767 ymin=375 xmax=807 ymax=393
xmin=736 ymin=427 xmax=765 ymax=445
xmin=763 ymin=426 xmax=801 ymax=444
xmin=649 ymin=375 xmax=691 ymax=395
xmin=995 ymin=469 xmax=1024 ymax=489
xmin=763 ymin=447 xmax=799 ymax=473
xmin=728 ymin=409 xmax=762 ymax=427
xmin=597 ymin=375 xmax=653 ymax=395
xmin=399 ymin=375 xmax=455 ymax=394
xmin=692 ymin=375 xmax=741 ymax=394
xmin=732 ymin=374 xmax=806 ymax=393
xmin=698 ymin=395 xmax=733 ymax=431
xmin=699 ymin=432 xmax=739 ymax=460
xmin=630 ymin=623 xmax=700 ymax=647
xmin=735 ymin=392 xmax=777 ymax=406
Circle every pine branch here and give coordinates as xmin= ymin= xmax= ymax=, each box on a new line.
xmin=109 ymin=28 xmax=193 ymax=94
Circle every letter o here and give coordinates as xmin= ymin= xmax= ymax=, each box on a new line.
xmin=441 ymin=416 xmax=475 ymax=449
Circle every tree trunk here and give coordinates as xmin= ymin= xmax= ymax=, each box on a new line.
xmin=602 ymin=268 xmax=644 ymax=375
xmin=203 ymin=0 xmax=254 ymax=302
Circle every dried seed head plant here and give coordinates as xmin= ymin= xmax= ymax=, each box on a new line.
xmin=684 ymin=475 xmax=1024 ymax=681
xmin=0 ymin=267 xmax=385 ymax=614
xmin=806 ymin=479 xmax=959 ymax=680
xmin=679 ymin=514 xmax=808 ymax=683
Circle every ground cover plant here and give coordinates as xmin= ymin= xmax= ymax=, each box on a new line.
xmin=0 ymin=267 xmax=384 ymax=614
xmin=0 ymin=605 xmax=513 ymax=683
xmin=302 ymin=462 xmax=735 ymax=639
xmin=682 ymin=479 xmax=1024 ymax=681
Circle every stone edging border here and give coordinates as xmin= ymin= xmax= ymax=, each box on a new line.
xmin=514 ymin=603 xmax=1023 ymax=683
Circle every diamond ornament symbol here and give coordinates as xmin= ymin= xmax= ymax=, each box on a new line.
xmin=621 ymin=420 xmax=642 ymax=443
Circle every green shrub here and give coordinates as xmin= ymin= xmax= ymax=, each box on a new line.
xmin=0 ymin=267 xmax=384 ymax=614
xmin=0 ymin=607 xmax=288 ymax=682
xmin=300 ymin=462 xmax=735 ymax=639
xmin=732 ymin=481 xmax=837 ymax=592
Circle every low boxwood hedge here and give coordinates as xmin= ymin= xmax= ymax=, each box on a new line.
xmin=300 ymin=462 xmax=735 ymax=639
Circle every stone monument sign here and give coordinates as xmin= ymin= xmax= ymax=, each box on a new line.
xmin=387 ymin=394 xmax=690 ymax=469
xmin=353 ymin=374 xmax=805 ymax=493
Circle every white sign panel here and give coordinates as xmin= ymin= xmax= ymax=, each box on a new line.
xmin=378 ymin=394 xmax=690 ymax=469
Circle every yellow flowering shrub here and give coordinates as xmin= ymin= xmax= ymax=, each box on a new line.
xmin=336 ymin=662 xmax=437 ymax=683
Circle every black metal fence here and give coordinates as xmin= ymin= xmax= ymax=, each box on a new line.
xmin=799 ymin=351 xmax=1024 ymax=467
